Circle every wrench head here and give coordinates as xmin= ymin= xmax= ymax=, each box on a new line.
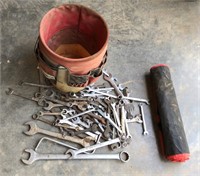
xmin=24 ymin=121 xmax=38 ymax=136
xmin=21 ymin=149 xmax=37 ymax=165
xmin=143 ymin=131 xmax=149 ymax=135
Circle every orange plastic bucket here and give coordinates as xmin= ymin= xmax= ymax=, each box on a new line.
xmin=35 ymin=4 xmax=109 ymax=92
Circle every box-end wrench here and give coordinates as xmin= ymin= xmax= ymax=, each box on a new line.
xmin=66 ymin=137 xmax=121 ymax=157
xmin=138 ymin=103 xmax=149 ymax=135
xmin=24 ymin=121 xmax=91 ymax=147
xmin=21 ymin=149 xmax=129 ymax=165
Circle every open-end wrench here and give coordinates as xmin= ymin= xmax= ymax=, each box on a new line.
xmin=102 ymin=72 xmax=150 ymax=104
xmin=110 ymin=102 xmax=121 ymax=128
xmin=127 ymin=115 xmax=143 ymax=124
xmin=124 ymin=117 xmax=132 ymax=140
xmin=55 ymin=119 xmax=98 ymax=141
xmin=103 ymin=72 xmax=124 ymax=99
xmin=138 ymin=103 xmax=148 ymax=135
xmin=6 ymin=88 xmax=39 ymax=103
xmin=85 ymin=86 xmax=118 ymax=99
xmin=68 ymin=123 xmax=99 ymax=136
xmin=71 ymin=117 xmax=90 ymax=128
xmin=21 ymin=149 xmax=129 ymax=164
xmin=32 ymin=114 xmax=54 ymax=125
xmin=58 ymin=108 xmax=95 ymax=122
xmin=24 ymin=121 xmax=91 ymax=147
xmin=43 ymin=101 xmax=64 ymax=111
xmin=97 ymin=109 xmax=123 ymax=134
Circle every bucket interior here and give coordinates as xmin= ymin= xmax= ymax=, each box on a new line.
xmin=40 ymin=5 xmax=108 ymax=58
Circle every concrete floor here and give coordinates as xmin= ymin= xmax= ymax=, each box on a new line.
xmin=1 ymin=0 xmax=200 ymax=175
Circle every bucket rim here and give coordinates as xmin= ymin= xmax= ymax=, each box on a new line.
xmin=39 ymin=4 xmax=109 ymax=62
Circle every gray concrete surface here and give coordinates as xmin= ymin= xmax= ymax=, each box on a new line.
xmin=0 ymin=0 xmax=199 ymax=175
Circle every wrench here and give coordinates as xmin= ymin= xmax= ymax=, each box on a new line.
xmin=6 ymin=88 xmax=39 ymax=102
xmin=32 ymin=114 xmax=54 ymax=125
xmin=43 ymin=101 xmax=64 ymax=111
xmin=24 ymin=121 xmax=91 ymax=147
xmin=66 ymin=137 xmax=121 ymax=156
xmin=71 ymin=117 xmax=90 ymax=128
xmin=102 ymin=72 xmax=150 ymax=104
xmin=103 ymin=72 xmax=124 ymax=99
xmin=56 ymin=119 xmax=98 ymax=141
xmin=124 ymin=117 xmax=132 ymax=140
xmin=21 ymin=149 xmax=129 ymax=164
xmin=126 ymin=115 xmax=143 ymax=123
xmin=110 ymin=102 xmax=121 ymax=128
xmin=120 ymin=105 xmax=126 ymax=134
xmin=58 ymin=108 xmax=95 ymax=122
xmin=85 ymin=86 xmax=118 ymax=99
xmin=97 ymin=109 xmax=123 ymax=134
xmin=20 ymin=82 xmax=53 ymax=88
xmin=138 ymin=103 xmax=149 ymax=135
xmin=68 ymin=123 xmax=99 ymax=136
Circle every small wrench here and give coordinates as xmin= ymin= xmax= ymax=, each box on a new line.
xmin=126 ymin=115 xmax=143 ymax=124
xmin=58 ymin=108 xmax=95 ymax=122
xmin=138 ymin=103 xmax=148 ymax=135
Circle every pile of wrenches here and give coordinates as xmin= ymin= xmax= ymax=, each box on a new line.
xmin=6 ymin=70 xmax=149 ymax=164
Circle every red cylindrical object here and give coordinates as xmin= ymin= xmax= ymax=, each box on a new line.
xmin=36 ymin=4 xmax=109 ymax=91
xmin=150 ymin=64 xmax=190 ymax=162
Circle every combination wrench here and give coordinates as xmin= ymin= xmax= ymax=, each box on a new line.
xmin=21 ymin=149 xmax=129 ymax=164
xmin=24 ymin=121 xmax=92 ymax=147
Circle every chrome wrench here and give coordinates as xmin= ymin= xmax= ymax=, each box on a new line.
xmin=138 ymin=103 xmax=149 ymax=135
xmin=21 ymin=149 xmax=129 ymax=165
xmin=24 ymin=121 xmax=91 ymax=147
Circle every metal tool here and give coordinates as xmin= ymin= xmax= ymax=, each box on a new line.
xmin=59 ymin=108 xmax=96 ymax=122
xmin=21 ymin=149 xmax=129 ymax=164
xmin=20 ymin=82 xmax=53 ymax=88
xmin=24 ymin=121 xmax=91 ymax=147
xmin=6 ymin=88 xmax=38 ymax=102
xmin=111 ymin=102 xmax=121 ymax=127
xmin=138 ymin=103 xmax=148 ymax=135
xmin=43 ymin=101 xmax=64 ymax=111
xmin=85 ymin=86 xmax=118 ymax=99
xmin=127 ymin=115 xmax=143 ymax=123
xmin=97 ymin=109 xmax=123 ymax=134
xmin=66 ymin=138 xmax=121 ymax=156
xmin=103 ymin=71 xmax=124 ymax=98
xmin=32 ymin=114 xmax=54 ymax=125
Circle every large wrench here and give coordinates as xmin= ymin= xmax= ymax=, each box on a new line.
xmin=24 ymin=121 xmax=91 ymax=147
xmin=21 ymin=149 xmax=129 ymax=164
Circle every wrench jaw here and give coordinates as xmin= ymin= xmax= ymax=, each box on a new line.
xmin=24 ymin=121 xmax=38 ymax=136
xmin=21 ymin=149 xmax=37 ymax=165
